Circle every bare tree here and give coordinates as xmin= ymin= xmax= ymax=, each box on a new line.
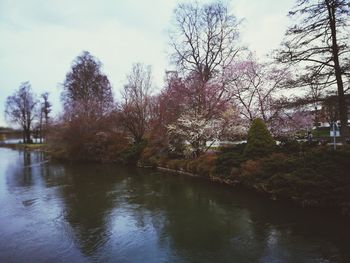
xmin=278 ymin=0 xmax=350 ymax=142
xmin=170 ymin=1 xmax=242 ymax=117
xmin=38 ymin=92 xmax=51 ymax=143
xmin=62 ymin=51 xmax=114 ymax=123
xmin=5 ymin=82 xmax=37 ymax=143
xmin=55 ymin=52 xmax=115 ymax=160
xmin=226 ymin=56 xmax=290 ymax=134
xmin=171 ymin=1 xmax=241 ymax=83
xmin=41 ymin=92 xmax=51 ymax=126
xmin=119 ymin=63 xmax=153 ymax=144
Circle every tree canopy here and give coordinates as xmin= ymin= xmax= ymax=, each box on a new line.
xmin=62 ymin=51 xmax=114 ymax=121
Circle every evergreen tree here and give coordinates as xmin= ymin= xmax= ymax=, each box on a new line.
xmin=244 ymin=118 xmax=275 ymax=158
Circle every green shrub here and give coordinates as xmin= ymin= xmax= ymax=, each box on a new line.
xmin=242 ymin=147 xmax=350 ymax=214
xmin=196 ymin=154 xmax=216 ymax=177
xmin=139 ymin=130 xmax=170 ymax=166
xmin=278 ymin=140 xmax=301 ymax=154
xmin=300 ymin=140 xmax=319 ymax=152
xmin=244 ymin=118 xmax=275 ymax=158
xmin=120 ymin=140 xmax=147 ymax=165
xmin=184 ymin=154 xmax=216 ymax=177
xmin=214 ymin=151 xmax=246 ymax=178
xmin=219 ymin=143 xmax=246 ymax=155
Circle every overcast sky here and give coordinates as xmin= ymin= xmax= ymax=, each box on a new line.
xmin=0 ymin=0 xmax=295 ymax=127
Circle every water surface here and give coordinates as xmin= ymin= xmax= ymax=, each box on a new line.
xmin=0 ymin=148 xmax=349 ymax=262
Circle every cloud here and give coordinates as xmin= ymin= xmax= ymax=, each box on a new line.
xmin=0 ymin=0 xmax=179 ymax=125
xmin=230 ymin=0 xmax=294 ymax=57
xmin=0 ymin=0 xmax=295 ymax=126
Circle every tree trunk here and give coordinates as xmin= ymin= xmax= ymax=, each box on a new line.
xmin=39 ymin=110 xmax=43 ymax=144
xmin=328 ymin=2 xmax=349 ymax=143
xmin=314 ymin=106 xmax=320 ymax=138
xmin=25 ymin=129 xmax=31 ymax=144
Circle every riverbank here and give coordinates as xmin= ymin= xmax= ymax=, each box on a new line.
xmin=156 ymin=166 xmax=241 ymax=188
xmin=32 ymin=137 xmax=350 ymax=217
xmin=0 ymin=143 xmax=46 ymax=151
xmin=139 ymin=143 xmax=350 ymax=217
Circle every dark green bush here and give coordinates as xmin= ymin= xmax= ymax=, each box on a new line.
xmin=219 ymin=143 xmax=246 ymax=155
xmin=214 ymin=151 xmax=246 ymax=178
xmin=244 ymin=118 xmax=275 ymax=158
xmin=120 ymin=140 xmax=147 ymax=165
xmin=241 ymin=147 xmax=350 ymax=214
xmin=278 ymin=140 xmax=301 ymax=154
xmin=300 ymin=140 xmax=319 ymax=152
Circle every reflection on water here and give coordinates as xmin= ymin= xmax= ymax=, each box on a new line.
xmin=0 ymin=148 xmax=349 ymax=262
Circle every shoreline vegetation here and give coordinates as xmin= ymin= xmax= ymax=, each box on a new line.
xmin=150 ymin=146 xmax=350 ymax=215
xmin=142 ymin=142 xmax=350 ymax=217
xmin=2 ymin=140 xmax=350 ymax=217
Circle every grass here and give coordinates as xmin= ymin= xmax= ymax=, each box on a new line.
xmin=0 ymin=143 xmax=46 ymax=150
xmin=312 ymin=128 xmax=330 ymax=138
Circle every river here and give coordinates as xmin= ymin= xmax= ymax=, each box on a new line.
xmin=0 ymin=148 xmax=349 ymax=262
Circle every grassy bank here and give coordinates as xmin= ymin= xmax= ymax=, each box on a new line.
xmin=139 ymin=143 xmax=350 ymax=217
xmin=0 ymin=143 xmax=47 ymax=151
